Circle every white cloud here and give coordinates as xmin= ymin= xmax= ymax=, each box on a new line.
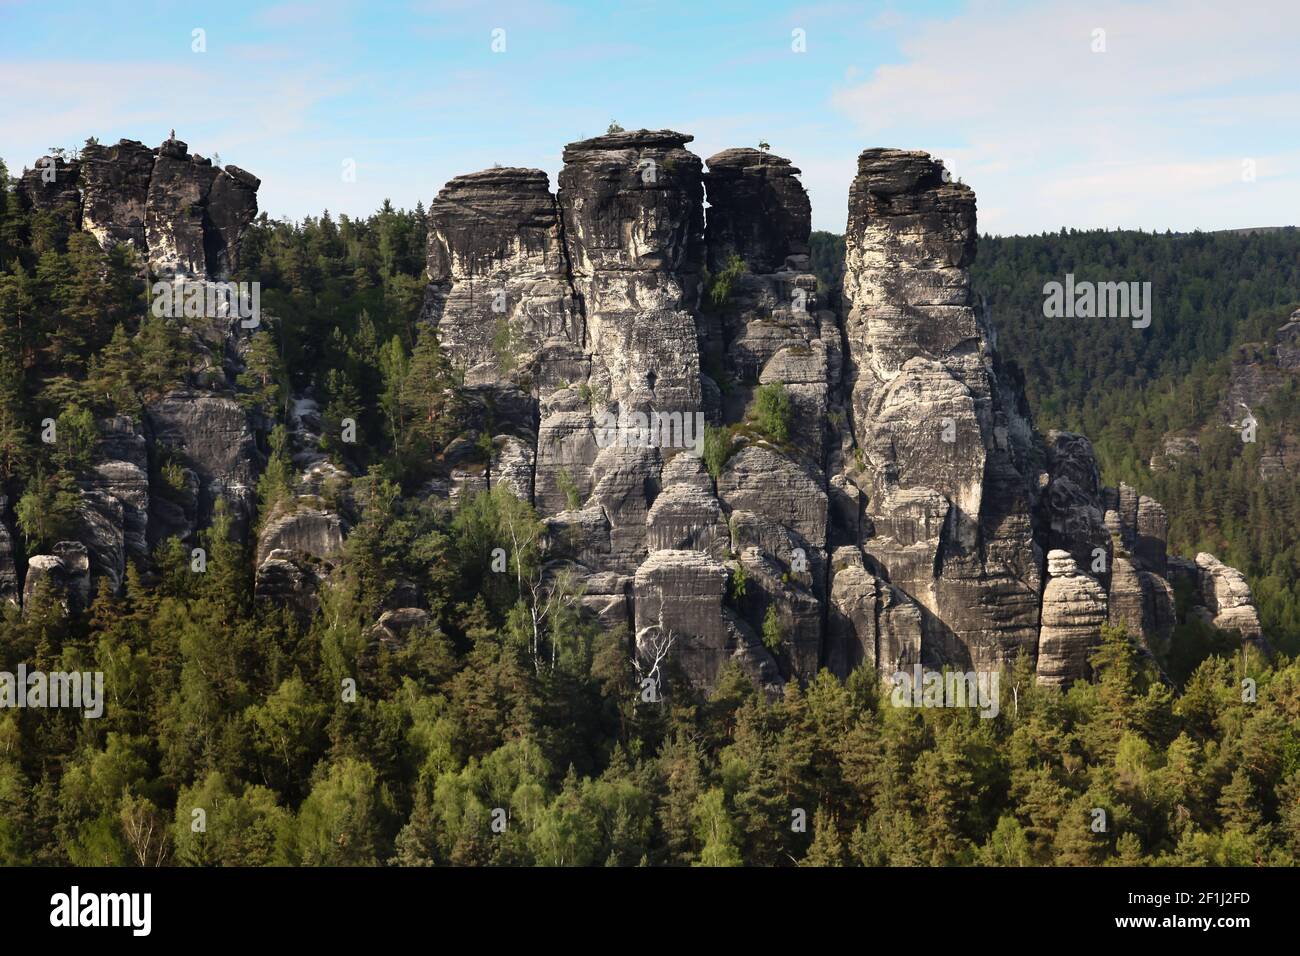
xmin=828 ymin=0 xmax=1300 ymax=234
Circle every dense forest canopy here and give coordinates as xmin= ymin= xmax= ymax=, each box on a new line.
xmin=0 ymin=168 xmax=1295 ymax=867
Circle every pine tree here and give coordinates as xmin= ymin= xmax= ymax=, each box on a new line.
xmin=399 ymin=324 xmax=455 ymax=456
xmin=237 ymin=329 xmax=286 ymax=415
xmin=14 ymin=465 xmax=79 ymax=551
xmin=801 ymin=807 xmax=845 ymax=866
xmin=83 ymin=323 xmax=139 ymax=414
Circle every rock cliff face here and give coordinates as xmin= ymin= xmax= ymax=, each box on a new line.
xmin=10 ymin=131 xmax=1266 ymax=694
xmin=17 ymin=137 xmax=260 ymax=279
xmin=838 ymin=149 xmax=1043 ymax=673
xmin=416 ymin=132 xmax=1264 ymax=693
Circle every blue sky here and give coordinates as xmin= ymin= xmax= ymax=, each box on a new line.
xmin=2 ymin=0 xmax=1297 ymax=235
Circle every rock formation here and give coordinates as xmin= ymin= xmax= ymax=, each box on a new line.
xmin=10 ymin=137 xmax=269 ymax=612
xmin=1036 ymin=550 xmax=1109 ymax=685
xmin=9 ymin=131 xmax=1268 ymax=695
xmin=410 ymin=132 xmax=1271 ymax=693
xmin=837 ymin=149 xmax=1045 ymax=674
xmin=18 ymin=137 xmax=261 ymax=280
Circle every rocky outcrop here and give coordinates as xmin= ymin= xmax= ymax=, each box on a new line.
xmin=368 ymin=607 xmax=434 ymax=649
xmin=703 ymin=148 xmax=811 ymax=274
xmin=253 ymin=505 xmax=347 ymax=618
xmin=15 ymin=157 xmax=82 ymax=226
xmin=145 ymin=390 xmax=262 ymax=544
xmin=64 ymin=415 xmax=154 ymax=594
xmin=22 ymin=542 xmax=91 ymax=614
xmin=1036 ymin=550 xmax=1108 ymax=686
xmin=411 ymin=133 xmax=1265 ymax=695
xmin=10 ymin=139 xmax=264 ymax=610
xmin=839 ymin=149 xmax=1041 ymax=670
xmin=827 ymin=546 xmax=923 ymax=674
xmin=633 ymin=550 xmax=780 ymax=693
xmin=17 ymin=137 xmax=259 ymax=279
xmin=425 ymin=167 xmax=580 ymax=385
xmin=255 ymin=507 xmax=345 ymax=567
xmin=78 ymin=139 xmax=154 ymax=253
xmin=423 ymin=130 xmax=717 ymax=679
xmin=1192 ymin=552 xmax=1264 ymax=640
xmin=20 ymin=127 xmax=1263 ymax=688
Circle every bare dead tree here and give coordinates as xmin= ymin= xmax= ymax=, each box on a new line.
xmin=633 ymin=628 xmax=676 ymax=702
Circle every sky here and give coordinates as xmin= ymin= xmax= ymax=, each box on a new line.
xmin=2 ymin=0 xmax=1297 ymax=235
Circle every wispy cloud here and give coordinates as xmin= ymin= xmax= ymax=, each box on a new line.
xmin=828 ymin=0 xmax=1300 ymax=233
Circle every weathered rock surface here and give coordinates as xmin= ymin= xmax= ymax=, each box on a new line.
xmin=1036 ymin=550 xmax=1108 ymax=686
xmin=368 ymin=607 xmax=433 ymax=648
xmin=633 ymin=550 xmax=781 ymax=693
xmin=145 ymin=389 xmax=262 ymax=543
xmin=703 ymin=148 xmax=811 ymax=274
xmin=22 ymin=542 xmax=92 ymax=614
xmin=425 ymin=167 xmax=579 ymax=383
xmin=841 ymin=148 xmax=1041 ymax=669
xmin=1193 ymin=552 xmax=1264 ymax=640
xmin=18 ymin=137 xmax=259 ymax=280
xmin=15 ymin=157 xmax=81 ymax=226
xmin=254 ymin=549 xmax=331 ymax=621
xmin=255 ymin=507 xmax=345 ymax=566
xmin=409 ymin=132 xmax=1265 ymax=694
xmin=78 ymin=139 xmax=155 ymax=253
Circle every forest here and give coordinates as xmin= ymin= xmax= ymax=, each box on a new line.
xmin=0 ymin=172 xmax=1295 ymax=866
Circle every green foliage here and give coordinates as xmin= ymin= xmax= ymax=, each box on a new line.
xmin=397 ymin=323 xmax=457 ymax=478
xmin=236 ymin=329 xmax=287 ymax=415
xmin=705 ymin=254 xmax=746 ymax=309
xmin=692 ymin=788 xmax=742 ymax=866
xmin=557 ymin=468 xmax=581 ymax=511
xmin=809 ymin=230 xmax=845 ymax=297
xmin=490 ymin=317 xmax=521 ymax=374
xmin=761 ymin=605 xmax=784 ymax=653
xmin=702 ymin=424 xmax=733 ymax=480
xmin=749 ymin=382 xmax=792 ymax=444
xmin=729 ymin=563 xmax=747 ymax=603
xmin=52 ymin=405 xmax=96 ymax=474
xmin=256 ymin=424 xmax=296 ymax=528
xmin=15 ymin=466 xmax=80 ymax=551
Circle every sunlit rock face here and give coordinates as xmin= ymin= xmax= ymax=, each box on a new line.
xmin=1036 ymin=550 xmax=1109 ymax=686
xmin=838 ymin=148 xmax=1041 ymax=672
xmin=407 ymin=133 xmax=1266 ymax=695
xmin=16 ymin=137 xmax=260 ymax=280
